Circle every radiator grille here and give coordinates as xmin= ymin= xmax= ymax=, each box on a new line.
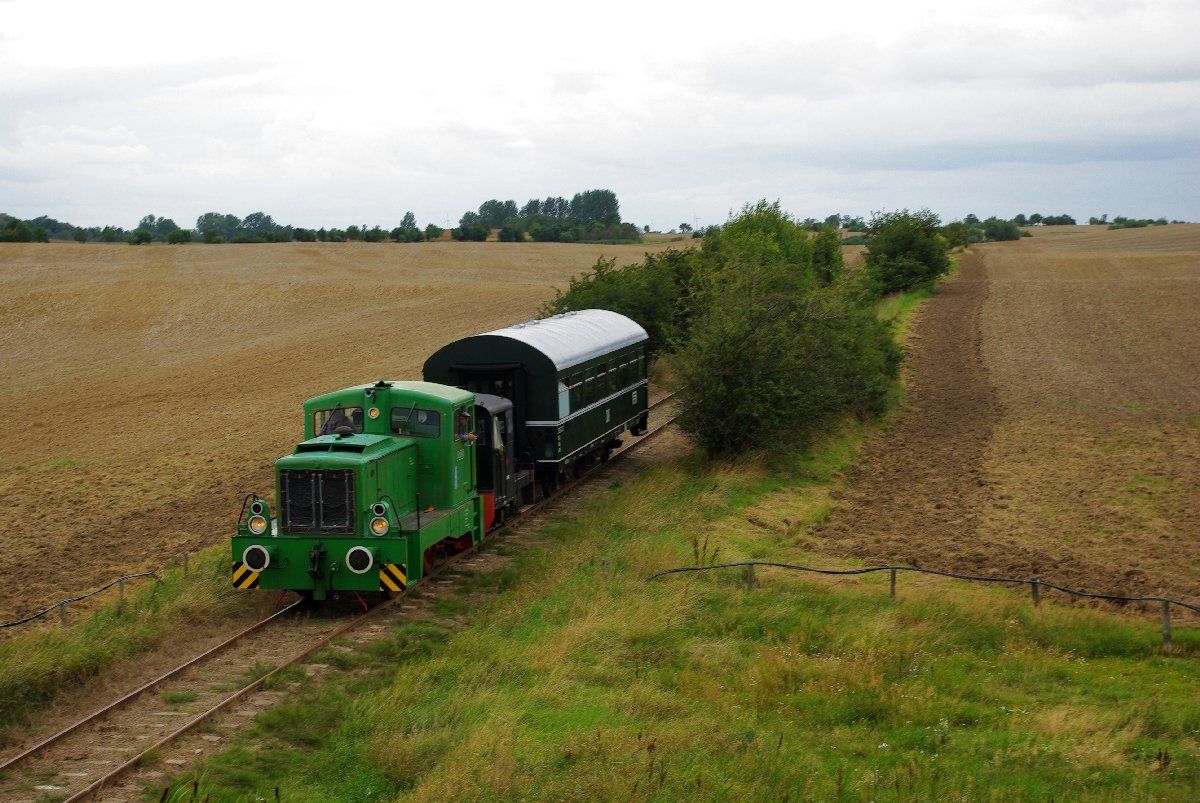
xmin=279 ymin=469 xmax=355 ymax=534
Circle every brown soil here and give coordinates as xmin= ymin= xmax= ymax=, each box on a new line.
xmin=816 ymin=225 xmax=1200 ymax=615
xmin=0 ymin=240 xmax=689 ymax=622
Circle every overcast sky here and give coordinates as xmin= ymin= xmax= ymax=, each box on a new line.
xmin=1 ymin=0 xmax=1196 ymax=230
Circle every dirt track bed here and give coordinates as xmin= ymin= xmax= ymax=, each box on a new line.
xmin=817 ymin=226 xmax=1200 ymax=616
xmin=0 ymin=240 xmax=688 ymax=622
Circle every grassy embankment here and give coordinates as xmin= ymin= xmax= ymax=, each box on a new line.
xmin=166 ymin=279 xmax=1200 ymax=801
xmin=0 ymin=551 xmax=246 ymax=734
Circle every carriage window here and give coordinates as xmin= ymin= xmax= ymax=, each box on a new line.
xmin=315 ymin=406 xmax=363 ymax=435
xmin=569 ymin=375 xmax=583 ymax=410
xmin=391 ymin=407 xmax=440 ymax=437
xmin=557 ymin=381 xmax=570 ymax=418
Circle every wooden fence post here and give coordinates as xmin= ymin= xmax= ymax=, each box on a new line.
xmin=889 ymin=569 xmax=897 ymax=600
xmin=745 ymin=564 xmax=755 ymax=592
xmin=182 ymin=552 xmax=189 ymax=574
xmin=1030 ymin=576 xmax=1041 ymax=607
xmin=58 ymin=603 xmax=67 ymax=626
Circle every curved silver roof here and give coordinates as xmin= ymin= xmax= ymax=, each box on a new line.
xmin=483 ymin=309 xmax=648 ymax=371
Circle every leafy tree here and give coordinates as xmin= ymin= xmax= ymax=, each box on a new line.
xmin=73 ymin=227 xmax=87 ymax=243
xmin=294 ymin=228 xmax=317 ymax=242
xmin=424 ymin=224 xmax=444 ymax=241
xmin=679 ymin=223 xmax=692 ymax=233
xmin=100 ymin=226 xmax=119 ymax=243
xmin=964 ymin=213 xmax=980 ymax=226
xmin=569 ymin=189 xmax=619 ymax=224
xmin=126 ymin=228 xmax=153 ymax=245
xmin=362 ymin=226 xmax=389 ymax=242
xmin=541 ymin=196 xmax=570 ymax=219
xmin=940 ymin=221 xmax=972 ymax=249
xmin=643 ymin=225 xmax=650 ymax=233
xmin=166 ymin=229 xmax=193 ymax=244
xmin=497 ymin=224 xmax=523 ymax=242
xmin=1028 ymin=213 xmax=1043 ymax=225
xmin=400 ymin=211 xmax=417 ymax=230
xmin=452 ymin=224 xmax=489 ymax=241
xmin=863 ymin=209 xmax=950 ymax=294
xmin=1041 ymin=214 xmax=1076 ymax=225
xmin=327 ymin=228 xmax=347 ymax=242
xmin=982 ymin=217 xmax=1021 ymax=241
xmin=519 ymin=199 xmax=541 ymax=218
xmin=825 ymin=214 xmax=841 ymax=228
xmin=811 ymin=226 xmax=844 ymax=285
xmin=1089 ymin=214 xmax=1108 ymax=225
xmin=0 ymin=218 xmax=35 ymax=242
xmin=154 ymin=217 xmax=179 ymax=240
xmin=1013 ymin=213 xmax=1028 ymax=227
xmin=477 ymin=200 xmax=518 ymax=228
xmin=345 ymin=225 xmax=362 ymax=241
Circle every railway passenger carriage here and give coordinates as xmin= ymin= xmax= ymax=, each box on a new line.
xmin=233 ymin=309 xmax=650 ymax=600
xmin=424 ymin=309 xmax=649 ymax=494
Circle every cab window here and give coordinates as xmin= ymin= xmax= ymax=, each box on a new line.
xmin=392 ymin=407 xmax=440 ymax=437
xmin=315 ymin=406 xmax=363 ymax=435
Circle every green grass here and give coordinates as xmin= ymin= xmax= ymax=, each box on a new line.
xmin=161 ymin=690 xmax=198 ymax=705
xmin=175 ymin=440 xmax=1200 ymax=801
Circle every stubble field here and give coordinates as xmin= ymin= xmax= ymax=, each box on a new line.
xmin=818 ymin=225 xmax=1200 ymax=614
xmin=0 ymin=240 xmax=688 ymax=622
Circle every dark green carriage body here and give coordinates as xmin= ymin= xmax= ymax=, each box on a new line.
xmin=422 ymin=310 xmax=650 ymax=476
xmin=233 ymin=381 xmax=482 ymax=600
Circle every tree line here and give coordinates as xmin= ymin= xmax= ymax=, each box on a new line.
xmin=452 ymin=189 xmax=641 ymax=243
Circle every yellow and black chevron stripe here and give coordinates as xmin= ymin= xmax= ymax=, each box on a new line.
xmin=232 ymin=561 xmax=260 ymax=590
xmin=379 ymin=562 xmax=407 ymax=592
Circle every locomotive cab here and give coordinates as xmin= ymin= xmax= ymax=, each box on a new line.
xmin=233 ymin=381 xmax=483 ymax=600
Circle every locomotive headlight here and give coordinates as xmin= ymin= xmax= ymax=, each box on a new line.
xmin=243 ymin=544 xmax=271 ymax=572
xmin=370 ymin=516 xmax=390 ymax=536
xmin=346 ymin=546 xmax=374 ymax=574
xmin=249 ymin=500 xmax=265 ymax=516
xmin=247 ymin=514 xmax=268 ymax=535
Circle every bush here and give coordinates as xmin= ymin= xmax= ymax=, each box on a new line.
xmin=390 ymin=227 xmax=424 ymax=243
xmin=541 ymin=249 xmax=700 ymax=355
xmin=166 ymin=229 xmax=193 ymax=244
xmin=294 ymin=228 xmax=317 ymax=242
xmin=676 ymin=241 xmax=899 ymax=455
xmin=452 ymin=225 xmax=489 ymax=242
xmin=424 ymin=224 xmax=444 ymax=241
xmin=126 ymin=228 xmax=153 ymax=245
xmin=940 ymin=222 xmax=972 ymax=249
xmin=362 ymin=226 xmax=389 ymax=243
xmin=497 ymin=225 xmax=523 ymax=242
xmin=811 ymin=226 xmax=844 ymax=285
xmin=982 ymin=217 xmax=1021 ymax=241
xmin=863 ymin=209 xmax=949 ymax=294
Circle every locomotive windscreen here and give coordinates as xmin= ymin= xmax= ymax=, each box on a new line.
xmin=280 ymin=469 xmax=356 ymax=534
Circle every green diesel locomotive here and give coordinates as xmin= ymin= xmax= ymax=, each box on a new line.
xmin=232 ymin=310 xmax=649 ymax=601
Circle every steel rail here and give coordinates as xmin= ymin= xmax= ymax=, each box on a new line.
xmin=0 ymin=598 xmax=305 ymax=774
xmin=53 ymin=392 xmax=680 ymax=801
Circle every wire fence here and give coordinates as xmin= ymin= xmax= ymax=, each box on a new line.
xmin=649 ymin=561 xmax=1199 ymax=646
xmin=0 ymin=568 xmax=166 ymax=630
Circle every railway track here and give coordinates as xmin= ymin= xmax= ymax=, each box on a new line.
xmin=0 ymin=393 xmax=677 ymax=802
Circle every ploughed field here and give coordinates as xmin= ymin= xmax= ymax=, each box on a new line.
xmin=0 ymin=240 xmax=687 ymax=622
xmin=818 ymin=225 xmax=1200 ymax=615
